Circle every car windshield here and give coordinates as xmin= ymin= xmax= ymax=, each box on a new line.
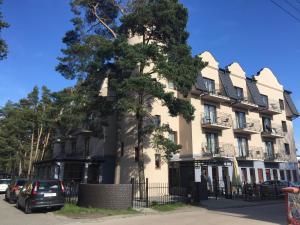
xmin=37 ymin=181 xmax=61 ymax=192
xmin=0 ymin=180 xmax=10 ymax=184
xmin=16 ymin=180 xmax=26 ymax=186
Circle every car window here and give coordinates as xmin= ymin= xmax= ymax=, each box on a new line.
xmin=16 ymin=180 xmax=26 ymax=186
xmin=37 ymin=181 xmax=61 ymax=192
xmin=262 ymin=181 xmax=270 ymax=185
xmin=0 ymin=180 xmax=10 ymax=184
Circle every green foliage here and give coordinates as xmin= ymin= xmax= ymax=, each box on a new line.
xmin=0 ymin=0 xmax=9 ymax=60
xmin=56 ymin=0 xmax=206 ymax=180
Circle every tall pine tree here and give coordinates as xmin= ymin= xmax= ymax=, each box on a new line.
xmin=57 ymin=0 xmax=205 ymax=183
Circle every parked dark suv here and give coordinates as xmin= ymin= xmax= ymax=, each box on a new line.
xmin=16 ymin=179 xmax=65 ymax=214
xmin=5 ymin=178 xmax=27 ymax=203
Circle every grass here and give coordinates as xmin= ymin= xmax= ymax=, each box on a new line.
xmin=56 ymin=204 xmax=138 ymax=218
xmin=151 ymin=202 xmax=186 ymax=212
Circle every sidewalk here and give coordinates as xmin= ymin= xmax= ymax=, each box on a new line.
xmin=199 ymin=197 xmax=284 ymax=210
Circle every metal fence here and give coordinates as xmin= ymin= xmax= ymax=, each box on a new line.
xmin=131 ymin=178 xmax=188 ymax=208
xmin=64 ymin=181 xmax=80 ymax=204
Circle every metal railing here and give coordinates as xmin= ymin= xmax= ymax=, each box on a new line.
xmin=64 ymin=181 xmax=80 ymax=204
xmin=201 ymin=112 xmax=232 ymax=128
xmin=267 ymin=99 xmax=282 ymax=113
xmin=131 ymin=178 xmax=188 ymax=208
xmin=202 ymin=142 xmax=235 ymax=158
xmin=262 ymin=126 xmax=285 ymax=137
xmin=234 ymin=119 xmax=262 ymax=133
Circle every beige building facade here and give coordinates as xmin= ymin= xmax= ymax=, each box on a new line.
xmin=119 ymin=50 xmax=299 ymax=188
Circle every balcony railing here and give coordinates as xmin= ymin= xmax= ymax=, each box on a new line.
xmin=234 ymin=119 xmax=262 ymax=134
xmin=261 ymin=126 xmax=285 ymax=138
xmin=233 ymin=96 xmax=259 ymax=109
xmin=201 ymin=112 xmax=232 ymax=130
xmin=201 ymin=85 xmax=231 ymax=102
xmin=260 ymin=99 xmax=282 ymax=115
xmin=202 ymin=142 xmax=235 ymax=158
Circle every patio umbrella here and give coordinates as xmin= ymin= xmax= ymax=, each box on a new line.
xmin=232 ymin=156 xmax=242 ymax=187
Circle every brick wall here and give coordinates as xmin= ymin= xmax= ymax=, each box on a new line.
xmin=77 ymin=184 xmax=132 ymax=209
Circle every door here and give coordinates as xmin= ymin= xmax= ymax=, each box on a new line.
xmin=264 ymin=141 xmax=274 ymax=157
xmin=204 ymin=104 xmax=216 ymax=124
xmin=266 ymin=169 xmax=271 ymax=181
xmin=212 ymin=166 xmax=219 ymax=193
xmin=262 ymin=117 xmax=271 ymax=132
xmin=237 ymin=137 xmax=249 ymax=157
xmin=273 ymin=169 xmax=278 ymax=181
xmin=250 ymin=168 xmax=256 ymax=184
xmin=206 ymin=133 xmax=218 ymax=154
xmin=236 ymin=111 xmax=246 ymax=129
xmin=241 ymin=168 xmax=248 ymax=184
xmin=280 ymin=170 xmax=285 ymax=180
xmin=258 ymin=169 xmax=264 ymax=183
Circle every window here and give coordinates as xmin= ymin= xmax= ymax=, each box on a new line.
xmin=293 ymin=170 xmax=298 ymax=182
xmin=261 ymin=94 xmax=269 ymax=107
xmin=204 ymin=104 xmax=217 ymax=124
xmin=155 ymin=154 xmax=161 ymax=169
xmin=168 ymin=131 xmax=177 ymax=144
xmin=61 ymin=142 xmax=65 ymax=155
xmin=266 ymin=169 xmax=271 ymax=181
xmin=264 ymin=141 xmax=274 ymax=157
xmin=235 ymin=111 xmax=246 ymax=129
xmin=203 ymin=78 xmax=216 ymax=93
xmin=279 ymin=99 xmax=284 ymax=110
xmin=235 ymin=87 xmax=244 ymax=100
xmin=282 ymin=121 xmax=287 ymax=132
xmin=167 ymin=80 xmax=174 ymax=89
xmin=153 ymin=115 xmax=161 ymax=128
xmin=135 ymin=147 xmax=139 ymax=162
xmin=284 ymin=143 xmax=290 ymax=155
xmin=237 ymin=137 xmax=249 ymax=157
xmin=262 ymin=117 xmax=272 ymax=132
xmin=206 ymin=133 xmax=219 ymax=154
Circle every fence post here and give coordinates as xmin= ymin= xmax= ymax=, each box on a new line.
xmin=131 ymin=178 xmax=134 ymax=208
xmin=146 ymin=178 xmax=149 ymax=207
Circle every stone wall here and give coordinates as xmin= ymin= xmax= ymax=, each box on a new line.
xmin=77 ymin=184 xmax=132 ymax=209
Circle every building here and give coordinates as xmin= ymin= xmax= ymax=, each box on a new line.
xmin=118 ymin=50 xmax=299 ymax=188
xmin=36 ymin=50 xmax=299 ymax=188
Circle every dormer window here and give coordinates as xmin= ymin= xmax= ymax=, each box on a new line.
xmin=203 ymin=78 xmax=215 ymax=94
xmin=234 ymin=87 xmax=244 ymax=100
xmin=261 ymin=94 xmax=269 ymax=107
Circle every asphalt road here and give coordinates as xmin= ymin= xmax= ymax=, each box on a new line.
xmin=0 ymin=194 xmax=286 ymax=225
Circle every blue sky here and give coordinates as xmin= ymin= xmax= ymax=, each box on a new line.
xmin=0 ymin=0 xmax=299 ymax=149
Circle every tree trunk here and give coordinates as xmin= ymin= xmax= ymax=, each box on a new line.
xmin=27 ymin=131 xmax=35 ymax=178
xmin=137 ymin=113 xmax=145 ymax=199
xmin=34 ymin=125 xmax=43 ymax=162
xmin=40 ymin=131 xmax=50 ymax=161
xmin=114 ymin=113 xmax=121 ymax=184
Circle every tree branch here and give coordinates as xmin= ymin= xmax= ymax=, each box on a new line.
xmin=91 ymin=3 xmax=117 ymax=39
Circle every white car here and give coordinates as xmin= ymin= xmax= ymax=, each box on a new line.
xmin=0 ymin=179 xmax=11 ymax=193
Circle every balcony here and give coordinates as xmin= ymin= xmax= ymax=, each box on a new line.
xmin=236 ymin=146 xmax=264 ymax=160
xmin=233 ymin=96 xmax=259 ymax=110
xmin=233 ymin=119 xmax=262 ymax=135
xmin=264 ymin=153 xmax=276 ymax=161
xmin=202 ymin=142 xmax=235 ymax=158
xmin=260 ymin=99 xmax=282 ymax=115
xmin=201 ymin=113 xmax=232 ymax=130
xmin=261 ymin=127 xmax=285 ymax=139
xmin=201 ymin=88 xmax=231 ymax=103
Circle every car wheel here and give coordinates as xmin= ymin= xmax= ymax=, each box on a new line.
xmin=9 ymin=197 xmax=14 ymax=204
xmin=16 ymin=199 xmax=20 ymax=209
xmin=24 ymin=201 xmax=32 ymax=214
